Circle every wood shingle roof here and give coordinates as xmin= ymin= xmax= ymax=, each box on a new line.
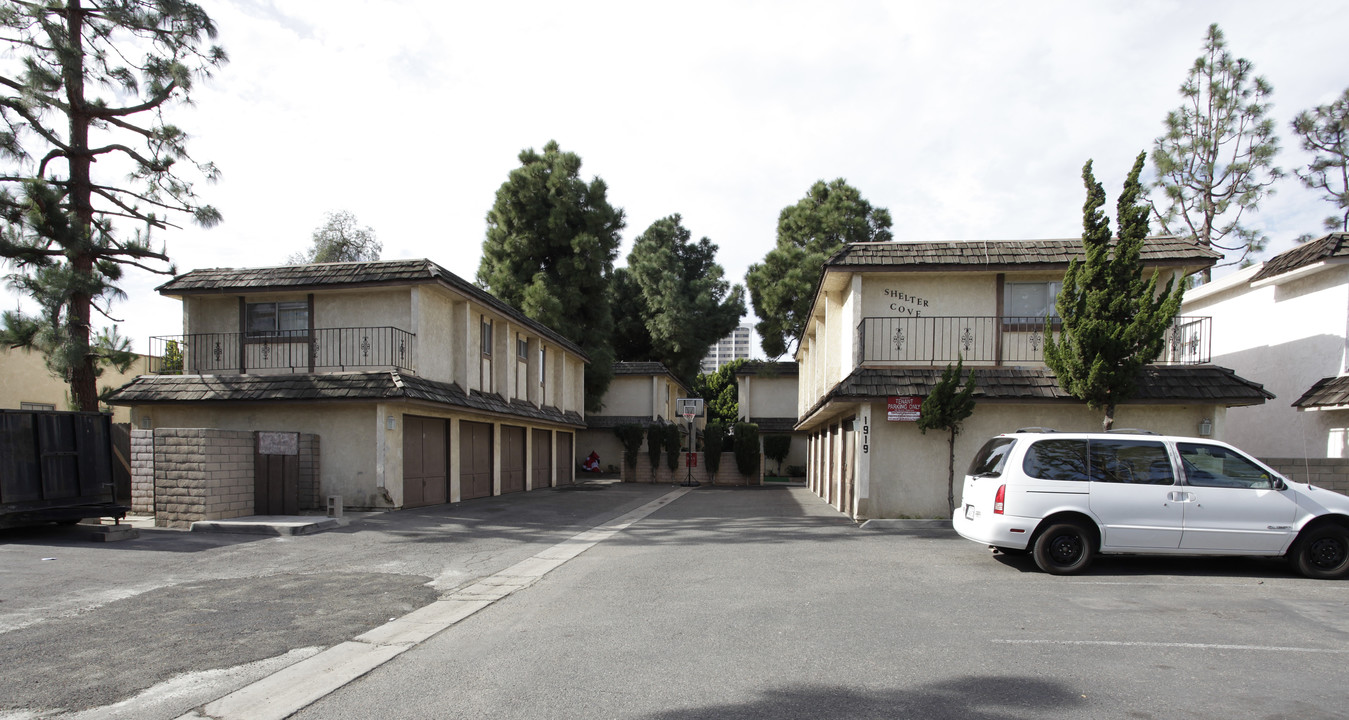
xmin=156 ymin=259 xmax=589 ymax=361
xmin=106 ymin=371 xmax=585 ymax=427
xmin=800 ymin=365 xmax=1272 ymax=427
xmin=827 ymin=237 xmax=1220 ymax=271
xmin=1253 ymin=233 xmax=1349 ymax=281
xmin=1292 ymin=375 xmax=1349 ymax=410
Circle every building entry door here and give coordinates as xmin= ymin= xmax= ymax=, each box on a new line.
xmin=255 ymin=431 xmax=300 ymax=515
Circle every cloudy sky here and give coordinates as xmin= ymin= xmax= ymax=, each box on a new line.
xmin=8 ymin=1 xmax=1349 ymax=356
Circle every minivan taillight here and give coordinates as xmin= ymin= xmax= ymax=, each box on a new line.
xmin=993 ymin=484 xmax=1006 ymax=515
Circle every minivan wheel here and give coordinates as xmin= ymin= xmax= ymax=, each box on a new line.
xmin=1032 ymin=521 xmax=1094 ymax=575
xmin=1293 ymin=524 xmax=1349 ymax=580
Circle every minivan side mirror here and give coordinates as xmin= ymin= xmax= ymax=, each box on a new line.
xmin=1272 ymin=477 xmax=1287 ymax=491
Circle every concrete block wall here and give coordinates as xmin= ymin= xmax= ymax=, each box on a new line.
xmin=1261 ymin=457 xmax=1349 ymax=495
xmin=622 ymin=452 xmax=763 ymax=486
xmin=153 ymin=428 xmax=255 ymax=529
xmin=130 ymin=429 xmax=155 ymax=515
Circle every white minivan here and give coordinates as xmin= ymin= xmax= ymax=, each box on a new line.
xmin=952 ymin=429 xmax=1349 ymax=578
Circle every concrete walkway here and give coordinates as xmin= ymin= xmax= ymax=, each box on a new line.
xmin=177 ymin=486 xmax=694 ymax=720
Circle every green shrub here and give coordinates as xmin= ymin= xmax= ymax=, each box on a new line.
xmin=613 ymin=424 xmax=646 ymax=469
xmin=663 ymin=424 xmax=681 ymax=471
xmin=763 ymin=435 xmax=791 ymax=475
xmin=786 ymin=464 xmax=806 ymax=477
xmin=704 ymin=422 xmax=727 ymax=476
xmin=646 ymin=424 xmax=662 ymax=468
xmin=733 ymin=422 xmax=760 ymax=478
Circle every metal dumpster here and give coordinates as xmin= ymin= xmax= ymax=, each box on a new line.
xmin=0 ymin=409 xmax=128 ymax=528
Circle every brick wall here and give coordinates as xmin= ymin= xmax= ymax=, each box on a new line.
xmin=621 ymin=452 xmax=763 ymax=486
xmin=130 ymin=429 xmax=155 ymax=515
xmin=128 ymin=428 xmax=322 ymax=529
xmin=153 ymin=428 xmax=255 ymax=529
xmin=1261 ymin=457 xmax=1349 ymax=495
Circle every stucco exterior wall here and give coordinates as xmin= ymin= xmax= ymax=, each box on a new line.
xmin=0 ymin=347 xmax=149 ymax=422
xmin=739 ymin=374 xmax=799 ymax=419
xmin=414 ymin=286 xmax=456 ymax=384
xmin=602 ymin=376 xmax=655 ymax=417
xmin=131 ymin=403 xmax=382 ymax=508
xmin=812 ymin=400 xmax=1225 ymax=519
xmin=1184 ymin=263 xmax=1349 ymax=458
xmin=861 ymin=272 xmax=1000 ymax=318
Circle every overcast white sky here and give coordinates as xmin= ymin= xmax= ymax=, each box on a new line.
xmin=8 ymin=1 xmax=1349 ymax=357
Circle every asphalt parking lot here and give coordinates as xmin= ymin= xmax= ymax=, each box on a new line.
xmin=3 ymin=484 xmax=1347 ymax=719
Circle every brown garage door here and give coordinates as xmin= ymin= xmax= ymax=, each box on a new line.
xmin=402 ymin=416 xmax=447 ymax=509
xmin=460 ymin=420 xmax=493 ymax=500
xmin=501 ymin=425 xmax=526 ymax=495
xmin=555 ymin=431 xmax=573 ymax=486
xmin=531 ymin=429 xmax=551 ymax=490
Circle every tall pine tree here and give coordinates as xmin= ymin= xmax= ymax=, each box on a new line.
xmin=618 ymin=214 xmax=745 ymax=385
xmin=477 ymin=141 xmax=625 ymax=412
xmin=1044 ymin=152 xmax=1184 ymax=431
xmin=746 ymin=179 xmax=892 ymax=358
xmin=1291 ymin=87 xmax=1349 ymax=233
xmin=0 ymin=0 xmax=226 ymax=410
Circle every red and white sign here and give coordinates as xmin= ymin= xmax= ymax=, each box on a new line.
xmin=887 ymin=396 xmax=922 ymax=422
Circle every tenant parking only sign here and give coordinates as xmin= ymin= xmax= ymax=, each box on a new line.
xmin=887 ymin=396 xmax=922 ymax=422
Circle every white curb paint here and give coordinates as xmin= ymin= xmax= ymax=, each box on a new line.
xmin=181 ymin=486 xmax=692 ymax=720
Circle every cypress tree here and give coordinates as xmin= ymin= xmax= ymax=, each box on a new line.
xmin=916 ymin=356 xmax=977 ymax=515
xmin=1044 ymin=152 xmax=1184 ymax=431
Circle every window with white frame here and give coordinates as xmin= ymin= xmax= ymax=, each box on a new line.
xmin=246 ymin=301 xmax=308 ymax=337
xmin=480 ymin=318 xmax=493 ymax=356
xmin=1004 ymin=281 xmax=1061 ymax=324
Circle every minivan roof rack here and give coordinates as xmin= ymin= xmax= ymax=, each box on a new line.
xmin=1106 ymin=428 xmax=1160 ymax=435
xmin=1014 ymin=427 xmax=1057 ymax=433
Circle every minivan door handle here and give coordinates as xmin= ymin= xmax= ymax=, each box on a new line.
xmin=1167 ymin=491 xmax=1195 ymax=502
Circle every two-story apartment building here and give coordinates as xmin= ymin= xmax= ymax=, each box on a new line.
xmin=796 ymin=238 xmax=1273 ymax=520
xmin=736 ymin=361 xmax=806 ymax=473
xmin=109 ymin=260 xmax=587 ymax=514
xmin=578 ymin=361 xmax=690 ymax=473
xmin=1181 ymin=232 xmax=1349 ymax=460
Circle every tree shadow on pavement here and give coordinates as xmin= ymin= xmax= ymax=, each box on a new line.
xmin=637 ymin=677 xmax=1086 ymax=720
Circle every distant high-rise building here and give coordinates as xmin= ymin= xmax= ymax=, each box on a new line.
xmin=700 ymin=325 xmax=753 ymax=373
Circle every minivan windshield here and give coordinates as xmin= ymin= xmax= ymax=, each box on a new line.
xmin=968 ymin=438 xmax=1015 ymax=477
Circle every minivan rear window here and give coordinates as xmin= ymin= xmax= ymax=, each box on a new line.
xmin=1023 ymin=439 xmax=1090 ymax=482
xmin=967 ymin=438 xmax=1016 ymax=477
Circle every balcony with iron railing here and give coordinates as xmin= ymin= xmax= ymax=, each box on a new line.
xmin=856 ymin=316 xmax=1211 ymax=366
xmin=148 ymin=327 xmax=416 ymax=375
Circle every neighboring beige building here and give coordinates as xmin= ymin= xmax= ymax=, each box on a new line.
xmin=796 ymin=238 xmax=1273 ymax=520
xmin=109 ymin=260 xmax=587 ymax=513
xmin=579 ymin=361 xmax=690 ymax=471
xmin=736 ymin=361 xmax=806 ymax=474
xmin=1182 ymin=233 xmax=1349 ymax=459
xmin=0 ymin=346 xmax=149 ymax=422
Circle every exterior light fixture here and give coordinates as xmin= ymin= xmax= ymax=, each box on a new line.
xmin=386 ymin=415 xmax=396 ymax=431
xmin=1198 ymin=418 xmax=1212 ymax=437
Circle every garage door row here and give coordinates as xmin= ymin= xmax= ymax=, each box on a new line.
xmin=402 ymin=415 xmax=574 ymax=509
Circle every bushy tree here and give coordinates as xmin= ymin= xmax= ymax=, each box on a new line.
xmin=762 ymin=435 xmax=792 ymax=476
xmin=1292 ymin=88 xmax=1349 ymax=232
xmin=645 ymin=423 xmax=663 ymax=470
xmin=0 ymin=0 xmax=226 ymax=410
xmin=478 ymin=141 xmax=625 ymax=412
xmin=691 ymin=357 xmax=746 ymax=426
xmin=733 ymin=421 xmax=760 ymax=480
xmin=916 ymin=357 xmax=977 ymax=515
xmin=1046 ymin=152 xmax=1184 ymax=431
xmin=613 ymin=424 xmax=645 ymax=470
xmin=289 ymin=210 xmax=381 ymax=264
xmin=615 ymin=214 xmax=745 ymax=385
xmin=703 ymin=421 xmax=727 ymax=476
xmin=747 ymin=179 xmax=892 ymax=357
xmin=1151 ymin=24 xmax=1281 ymax=276
xmin=662 ymin=423 xmax=681 ymax=472
xmin=608 ymin=268 xmax=654 ymax=362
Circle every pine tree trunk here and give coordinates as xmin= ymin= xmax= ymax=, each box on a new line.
xmin=64 ymin=0 xmax=99 ymax=412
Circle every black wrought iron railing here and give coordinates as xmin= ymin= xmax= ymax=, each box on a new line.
xmin=856 ymin=316 xmax=1210 ymax=366
xmin=149 ymin=327 xmax=416 ymax=375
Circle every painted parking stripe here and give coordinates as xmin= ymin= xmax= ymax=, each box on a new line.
xmin=179 ymin=486 xmax=693 ymax=720
xmin=995 ymin=639 xmax=1349 ymax=654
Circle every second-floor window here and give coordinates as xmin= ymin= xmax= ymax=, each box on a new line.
xmin=246 ymin=301 xmax=308 ymax=338
xmin=517 ymin=336 xmax=528 ymax=360
xmin=1004 ymin=281 xmax=1061 ymax=324
xmin=481 ymin=318 xmax=493 ymax=356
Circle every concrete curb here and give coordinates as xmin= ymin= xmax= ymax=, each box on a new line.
xmin=858 ymin=518 xmax=954 ymax=531
xmin=189 ymin=516 xmax=342 ymax=536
